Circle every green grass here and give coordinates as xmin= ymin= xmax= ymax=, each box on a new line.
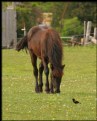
xmin=2 ymin=45 xmax=96 ymax=120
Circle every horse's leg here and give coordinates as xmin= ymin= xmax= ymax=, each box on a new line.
xmin=42 ymin=59 xmax=50 ymax=93
xmin=45 ymin=65 xmax=50 ymax=93
xmin=50 ymin=65 xmax=54 ymax=93
xmin=29 ymin=50 xmax=39 ymax=93
xmin=39 ymin=62 xmax=44 ymax=92
xmin=50 ymin=78 xmax=54 ymax=93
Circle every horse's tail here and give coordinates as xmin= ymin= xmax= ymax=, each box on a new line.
xmin=16 ymin=35 xmax=28 ymax=52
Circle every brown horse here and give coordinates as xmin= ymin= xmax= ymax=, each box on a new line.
xmin=16 ymin=25 xmax=65 ymax=93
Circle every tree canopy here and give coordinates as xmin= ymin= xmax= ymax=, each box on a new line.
xmin=2 ymin=2 xmax=97 ymax=38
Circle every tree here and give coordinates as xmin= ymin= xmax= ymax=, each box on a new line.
xmin=2 ymin=2 xmax=96 ymax=38
xmin=16 ymin=2 xmax=43 ymax=38
xmin=61 ymin=17 xmax=83 ymax=36
xmin=68 ymin=2 xmax=97 ymax=26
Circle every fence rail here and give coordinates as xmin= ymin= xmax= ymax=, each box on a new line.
xmin=61 ymin=37 xmax=72 ymax=39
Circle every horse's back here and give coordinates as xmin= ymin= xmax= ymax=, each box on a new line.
xmin=27 ymin=26 xmax=48 ymax=59
xmin=27 ymin=25 xmax=62 ymax=61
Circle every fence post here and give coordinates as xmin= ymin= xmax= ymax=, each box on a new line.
xmin=83 ymin=21 xmax=87 ymax=45
xmin=94 ymin=27 xmax=97 ymax=39
xmin=85 ymin=21 xmax=92 ymax=44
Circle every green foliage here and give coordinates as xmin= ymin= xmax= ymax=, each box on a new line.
xmin=16 ymin=10 xmax=36 ymax=38
xmin=16 ymin=3 xmax=43 ymax=38
xmin=51 ymin=2 xmax=66 ymax=29
xmin=2 ymin=45 xmax=96 ymax=120
xmin=69 ymin=2 xmax=97 ymax=27
xmin=2 ymin=2 xmax=97 ymax=37
xmin=61 ymin=17 xmax=83 ymax=36
xmin=2 ymin=2 xmax=12 ymax=10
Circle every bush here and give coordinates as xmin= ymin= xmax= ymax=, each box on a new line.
xmin=61 ymin=17 xmax=83 ymax=36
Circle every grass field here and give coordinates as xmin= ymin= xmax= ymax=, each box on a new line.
xmin=2 ymin=45 xmax=96 ymax=120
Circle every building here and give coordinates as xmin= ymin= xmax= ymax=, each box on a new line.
xmin=2 ymin=5 xmax=17 ymax=48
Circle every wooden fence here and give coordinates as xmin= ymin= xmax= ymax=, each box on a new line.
xmin=61 ymin=21 xmax=97 ymax=46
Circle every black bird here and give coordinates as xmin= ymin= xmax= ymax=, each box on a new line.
xmin=72 ymin=98 xmax=81 ymax=104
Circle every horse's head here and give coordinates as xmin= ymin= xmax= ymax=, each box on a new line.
xmin=50 ymin=64 xmax=65 ymax=93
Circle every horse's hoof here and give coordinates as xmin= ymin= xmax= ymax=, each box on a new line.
xmin=45 ymin=90 xmax=50 ymax=93
xmin=39 ymin=90 xmax=43 ymax=93
xmin=35 ymin=90 xmax=39 ymax=93
xmin=39 ymin=86 xmax=43 ymax=93
xmin=35 ymin=87 xmax=39 ymax=93
xmin=55 ymin=90 xmax=60 ymax=93
xmin=50 ymin=90 xmax=54 ymax=94
xmin=45 ymin=89 xmax=50 ymax=93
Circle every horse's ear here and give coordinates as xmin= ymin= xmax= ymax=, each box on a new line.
xmin=62 ymin=64 xmax=65 ymax=69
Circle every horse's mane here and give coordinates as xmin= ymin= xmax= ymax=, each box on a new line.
xmin=44 ymin=29 xmax=63 ymax=77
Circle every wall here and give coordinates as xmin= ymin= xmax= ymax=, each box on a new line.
xmin=2 ymin=6 xmax=17 ymax=48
